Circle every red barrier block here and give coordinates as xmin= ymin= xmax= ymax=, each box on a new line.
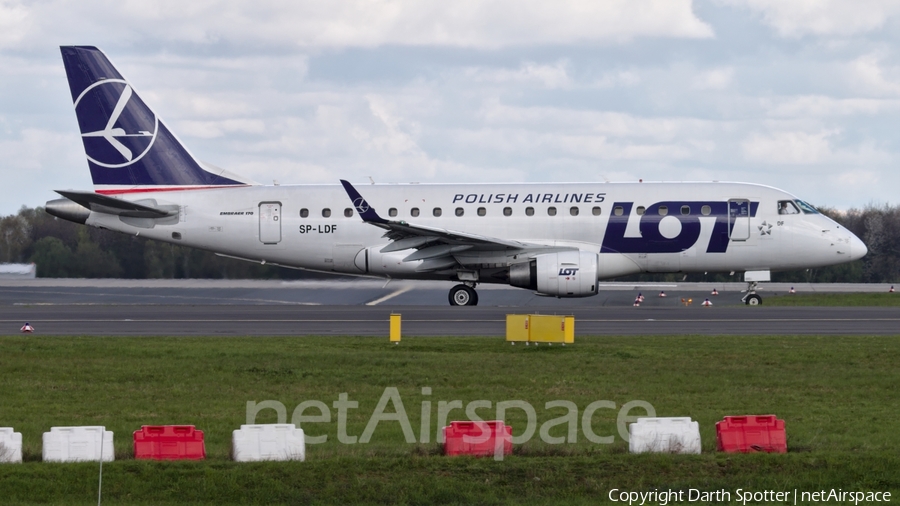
xmin=134 ymin=425 xmax=206 ymax=460
xmin=716 ymin=415 xmax=786 ymax=453
xmin=443 ymin=420 xmax=512 ymax=457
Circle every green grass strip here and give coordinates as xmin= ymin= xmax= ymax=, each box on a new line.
xmin=763 ymin=292 xmax=900 ymax=306
xmin=0 ymin=334 xmax=897 ymax=504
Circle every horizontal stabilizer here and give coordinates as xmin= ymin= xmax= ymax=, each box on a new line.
xmin=55 ymin=190 xmax=177 ymax=218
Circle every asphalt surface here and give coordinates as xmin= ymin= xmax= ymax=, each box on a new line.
xmin=1 ymin=279 xmax=897 ymax=336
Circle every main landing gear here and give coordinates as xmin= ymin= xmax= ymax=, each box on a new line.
xmin=741 ymin=281 xmax=763 ymax=305
xmin=449 ymin=284 xmax=479 ymax=306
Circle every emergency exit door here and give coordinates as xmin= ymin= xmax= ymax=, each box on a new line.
xmin=728 ymin=199 xmax=750 ymax=241
xmin=259 ymin=202 xmax=282 ymax=244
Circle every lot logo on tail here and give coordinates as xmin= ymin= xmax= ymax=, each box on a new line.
xmin=353 ymin=197 xmax=370 ymax=213
xmin=74 ymin=79 xmax=158 ymax=168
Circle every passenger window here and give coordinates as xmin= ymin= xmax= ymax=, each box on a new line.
xmin=636 ymin=206 xmax=645 ymax=215
xmin=658 ymin=205 xmax=668 ymax=216
xmin=570 ymin=206 xmax=579 ymax=216
xmin=411 ymin=208 xmax=420 ymax=217
xmin=614 ymin=206 xmax=624 ymax=216
xmin=778 ymin=201 xmax=800 ymax=215
xmin=344 ymin=208 xmax=353 ymax=218
xmin=300 ymin=208 xmax=309 ymax=218
xmin=681 ymin=205 xmax=690 ymax=215
xmin=548 ymin=207 xmax=557 ymax=216
xmin=389 ymin=208 xmax=397 ymax=217
xmin=433 ymin=207 xmax=442 ymax=217
xmin=525 ymin=207 xmax=535 ymax=216
xmin=478 ymin=207 xmax=486 ymax=216
xmin=701 ymin=205 xmax=711 ymax=216
xmin=322 ymin=208 xmax=331 ymax=218
xmin=455 ymin=207 xmax=464 ymax=217
xmin=592 ymin=206 xmax=602 ymax=216
xmin=503 ymin=207 xmax=512 ymax=216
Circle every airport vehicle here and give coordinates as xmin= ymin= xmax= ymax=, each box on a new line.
xmin=46 ymin=46 xmax=868 ymax=306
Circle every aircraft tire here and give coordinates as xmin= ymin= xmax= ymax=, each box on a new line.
xmin=745 ymin=294 xmax=762 ymax=306
xmin=449 ymin=285 xmax=478 ymax=306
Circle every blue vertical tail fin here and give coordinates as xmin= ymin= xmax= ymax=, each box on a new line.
xmin=60 ymin=46 xmax=253 ymax=193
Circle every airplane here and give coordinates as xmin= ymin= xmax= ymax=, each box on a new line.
xmin=46 ymin=46 xmax=868 ymax=306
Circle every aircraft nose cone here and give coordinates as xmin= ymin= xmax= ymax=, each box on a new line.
xmin=850 ymin=233 xmax=868 ymax=261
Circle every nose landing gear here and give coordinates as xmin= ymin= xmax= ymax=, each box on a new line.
xmin=449 ymin=284 xmax=478 ymax=306
xmin=741 ymin=281 xmax=763 ymax=305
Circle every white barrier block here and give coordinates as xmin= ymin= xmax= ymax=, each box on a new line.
xmin=42 ymin=426 xmax=114 ymax=462
xmin=232 ymin=424 xmax=305 ymax=462
xmin=629 ymin=417 xmax=701 ymax=454
xmin=0 ymin=427 xmax=23 ymax=463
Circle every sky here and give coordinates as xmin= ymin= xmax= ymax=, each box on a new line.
xmin=2 ymin=0 xmax=900 ymax=215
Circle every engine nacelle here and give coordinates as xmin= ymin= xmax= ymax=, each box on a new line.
xmin=509 ymin=251 xmax=599 ymax=297
xmin=354 ymin=246 xmax=422 ymax=275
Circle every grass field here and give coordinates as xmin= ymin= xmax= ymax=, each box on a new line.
xmin=763 ymin=292 xmax=900 ymax=306
xmin=0 ymin=334 xmax=898 ymax=504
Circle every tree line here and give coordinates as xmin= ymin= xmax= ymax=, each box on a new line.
xmin=0 ymin=204 xmax=897 ymax=283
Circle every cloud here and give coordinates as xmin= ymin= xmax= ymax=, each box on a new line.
xmin=847 ymin=54 xmax=900 ymax=96
xmin=4 ymin=0 xmax=713 ymax=51
xmin=692 ymin=67 xmax=734 ymax=90
xmin=0 ymin=1 xmax=30 ymax=49
xmin=177 ymin=119 xmax=266 ymax=139
xmin=478 ymin=101 xmax=716 ymax=142
xmin=763 ymin=95 xmax=900 ymax=117
xmin=719 ymin=0 xmax=900 ymax=37
xmin=464 ymin=61 xmax=572 ymax=89
xmin=831 ymin=168 xmax=880 ymax=188
xmin=741 ymin=130 xmax=892 ymax=168
xmin=0 ymin=127 xmax=87 ymax=212
xmin=593 ymin=71 xmax=642 ymax=89
xmin=741 ymin=130 xmax=837 ymax=164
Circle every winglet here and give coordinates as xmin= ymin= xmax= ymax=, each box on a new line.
xmin=340 ymin=180 xmax=389 ymax=224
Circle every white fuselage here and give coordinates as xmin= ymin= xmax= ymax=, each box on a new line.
xmin=83 ymin=181 xmax=865 ymax=284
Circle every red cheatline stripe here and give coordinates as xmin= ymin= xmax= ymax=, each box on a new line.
xmin=95 ymin=185 xmax=249 ymax=195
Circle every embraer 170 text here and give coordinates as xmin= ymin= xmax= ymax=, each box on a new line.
xmin=46 ymin=47 xmax=867 ymax=306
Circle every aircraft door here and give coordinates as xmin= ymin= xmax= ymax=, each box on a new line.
xmin=259 ymin=202 xmax=282 ymax=244
xmin=728 ymin=199 xmax=750 ymax=241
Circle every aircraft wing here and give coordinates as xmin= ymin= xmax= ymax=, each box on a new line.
xmin=340 ymin=180 xmax=568 ymax=271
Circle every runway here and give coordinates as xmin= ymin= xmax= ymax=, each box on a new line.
xmin=1 ymin=279 xmax=898 ymax=336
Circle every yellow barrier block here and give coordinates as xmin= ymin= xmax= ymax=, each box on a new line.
xmin=564 ymin=316 xmax=575 ymax=344
xmin=390 ymin=314 xmax=401 ymax=343
xmin=506 ymin=314 xmax=530 ymax=343
xmin=529 ymin=315 xmax=566 ymax=343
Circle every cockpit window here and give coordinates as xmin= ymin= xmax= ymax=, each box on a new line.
xmin=777 ymin=201 xmax=800 ymax=215
xmin=795 ymin=200 xmax=819 ymax=214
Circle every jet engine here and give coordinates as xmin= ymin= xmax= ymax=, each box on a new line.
xmin=509 ymin=251 xmax=599 ymax=297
